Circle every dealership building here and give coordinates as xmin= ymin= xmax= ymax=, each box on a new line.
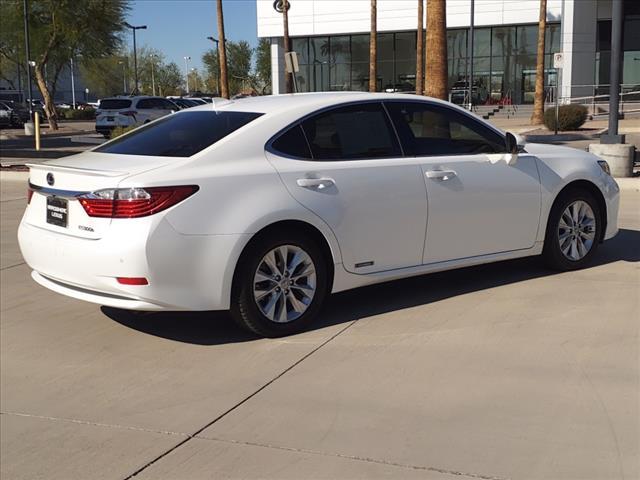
xmin=258 ymin=0 xmax=640 ymax=104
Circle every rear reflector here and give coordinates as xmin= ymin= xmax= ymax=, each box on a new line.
xmin=78 ymin=185 xmax=198 ymax=218
xmin=116 ymin=277 xmax=149 ymax=285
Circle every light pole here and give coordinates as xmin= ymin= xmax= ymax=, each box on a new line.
xmin=124 ymin=22 xmax=147 ymax=94
xmin=207 ymin=36 xmax=221 ymax=94
xmin=118 ymin=60 xmax=127 ymax=94
xmin=70 ymin=56 xmax=76 ymax=108
xmin=23 ymin=0 xmax=34 ymax=119
xmin=183 ymin=56 xmax=191 ymax=94
xmin=150 ymin=53 xmax=158 ymax=96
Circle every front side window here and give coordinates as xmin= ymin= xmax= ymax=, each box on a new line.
xmin=300 ymin=102 xmax=401 ymax=160
xmin=386 ymin=102 xmax=506 ymax=156
xmin=95 ymin=111 xmax=263 ymax=157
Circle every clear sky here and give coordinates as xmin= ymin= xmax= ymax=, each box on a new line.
xmin=125 ymin=0 xmax=259 ymax=73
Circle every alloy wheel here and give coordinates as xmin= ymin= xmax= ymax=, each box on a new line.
xmin=558 ymin=200 xmax=596 ymax=261
xmin=253 ymin=244 xmax=317 ymax=323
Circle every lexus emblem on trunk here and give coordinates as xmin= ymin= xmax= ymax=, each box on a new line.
xmin=46 ymin=173 xmax=54 ymax=186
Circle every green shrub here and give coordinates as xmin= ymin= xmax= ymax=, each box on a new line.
xmin=62 ymin=108 xmax=96 ymax=120
xmin=109 ymin=125 xmax=136 ymax=139
xmin=543 ymin=104 xmax=588 ymax=131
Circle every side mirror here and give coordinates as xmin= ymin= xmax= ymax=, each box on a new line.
xmin=505 ymin=131 xmax=525 ymax=154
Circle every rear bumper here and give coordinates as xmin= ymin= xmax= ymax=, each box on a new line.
xmin=18 ymin=217 xmax=250 ymax=311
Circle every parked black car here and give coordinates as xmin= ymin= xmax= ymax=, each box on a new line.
xmin=0 ymin=101 xmax=31 ymax=126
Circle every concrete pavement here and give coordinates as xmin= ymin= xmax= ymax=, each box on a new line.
xmin=1 ymin=171 xmax=638 ymax=480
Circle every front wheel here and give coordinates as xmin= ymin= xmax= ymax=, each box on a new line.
xmin=543 ymin=189 xmax=602 ymax=270
xmin=231 ymin=231 xmax=329 ymax=337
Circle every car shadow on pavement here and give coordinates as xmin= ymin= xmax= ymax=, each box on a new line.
xmin=102 ymin=228 xmax=640 ymax=346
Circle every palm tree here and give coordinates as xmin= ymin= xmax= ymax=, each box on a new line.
xmin=531 ymin=0 xmax=547 ymax=124
xmin=424 ymin=0 xmax=447 ymax=99
xmin=282 ymin=0 xmax=292 ymax=93
xmin=369 ymin=0 xmax=377 ymax=92
xmin=416 ymin=0 xmax=424 ymax=95
xmin=216 ymin=0 xmax=230 ymax=99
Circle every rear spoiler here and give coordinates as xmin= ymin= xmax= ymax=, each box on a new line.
xmin=26 ymin=163 xmax=127 ymax=178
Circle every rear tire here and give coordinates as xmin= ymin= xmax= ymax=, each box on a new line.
xmin=230 ymin=230 xmax=329 ymax=337
xmin=542 ymin=188 xmax=602 ymax=271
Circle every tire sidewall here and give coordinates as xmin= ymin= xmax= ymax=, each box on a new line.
xmin=233 ymin=231 xmax=328 ymax=337
xmin=544 ymin=189 xmax=602 ymax=270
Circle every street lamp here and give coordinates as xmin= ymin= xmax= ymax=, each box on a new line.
xmin=207 ymin=36 xmax=220 ymax=95
xmin=124 ymin=22 xmax=147 ymax=94
xmin=70 ymin=55 xmax=76 ymax=109
xmin=183 ymin=56 xmax=191 ymax=94
xmin=118 ymin=60 xmax=127 ymax=94
xmin=150 ymin=53 xmax=158 ymax=96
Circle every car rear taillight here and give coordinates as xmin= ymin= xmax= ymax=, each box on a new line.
xmin=27 ymin=186 xmax=34 ymax=204
xmin=116 ymin=277 xmax=149 ymax=285
xmin=78 ymin=186 xmax=198 ymax=218
xmin=119 ymin=110 xmax=138 ymax=117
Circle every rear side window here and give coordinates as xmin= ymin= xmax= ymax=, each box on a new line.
xmin=136 ymin=98 xmax=155 ymax=109
xmin=271 ymin=125 xmax=312 ymax=159
xmin=95 ymin=111 xmax=263 ymax=157
xmin=99 ymin=99 xmax=132 ymax=110
xmin=300 ymin=103 xmax=401 ymax=160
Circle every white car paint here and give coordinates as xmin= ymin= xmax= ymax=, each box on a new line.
xmin=18 ymin=92 xmax=620 ymax=314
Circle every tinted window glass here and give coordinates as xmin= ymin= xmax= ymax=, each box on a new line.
xmin=271 ymin=125 xmax=311 ymax=159
xmin=136 ymin=98 xmax=155 ymax=109
xmin=95 ymin=111 xmax=263 ymax=157
xmin=160 ymin=99 xmax=177 ymax=110
xmin=99 ymin=99 xmax=132 ymax=110
xmin=301 ymin=103 xmax=400 ymax=160
xmin=386 ymin=102 xmax=505 ymax=155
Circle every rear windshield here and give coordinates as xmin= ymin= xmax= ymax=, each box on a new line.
xmin=100 ymin=99 xmax=132 ymax=110
xmin=95 ymin=110 xmax=263 ymax=157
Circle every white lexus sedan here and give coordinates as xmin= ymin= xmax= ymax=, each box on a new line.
xmin=18 ymin=93 xmax=620 ymax=337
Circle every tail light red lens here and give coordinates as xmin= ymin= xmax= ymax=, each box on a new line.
xmin=117 ymin=277 xmax=149 ymax=285
xmin=27 ymin=186 xmax=34 ymax=204
xmin=78 ymin=185 xmax=198 ymax=218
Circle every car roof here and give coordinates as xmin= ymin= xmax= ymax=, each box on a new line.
xmin=185 ymin=92 xmax=453 ymax=115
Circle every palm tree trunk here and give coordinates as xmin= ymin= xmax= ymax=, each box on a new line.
xmin=424 ymin=0 xmax=448 ymax=100
xmin=216 ymin=0 xmax=230 ymax=99
xmin=416 ymin=0 xmax=424 ymax=95
xmin=369 ymin=0 xmax=377 ymax=92
xmin=283 ymin=0 xmax=292 ymax=93
xmin=531 ymin=0 xmax=547 ymax=124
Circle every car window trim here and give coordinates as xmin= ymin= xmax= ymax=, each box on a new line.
xmin=265 ymin=99 xmax=405 ymax=162
xmin=383 ymin=99 xmax=508 ymax=157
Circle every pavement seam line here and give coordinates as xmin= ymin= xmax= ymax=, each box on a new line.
xmin=199 ymin=436 xmax=510 ymax=480
xmin=122 ymin=319 xmax=359 ymax=479
xmin=0 ymin=411 xmax=188 ymax=438
xmin=0 ymin=261 xmax=26 ymax=271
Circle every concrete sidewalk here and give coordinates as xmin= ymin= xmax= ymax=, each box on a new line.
xmin=1 ymin=171 xmax=638 ymax=479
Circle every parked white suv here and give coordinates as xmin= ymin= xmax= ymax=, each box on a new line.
xmin=95 ymin=96 xmax=178 ymax=137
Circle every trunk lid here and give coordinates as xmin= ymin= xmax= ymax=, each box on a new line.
xmin=25 ymin=151 xmax=173 ymax=239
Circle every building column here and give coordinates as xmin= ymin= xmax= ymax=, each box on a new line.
xmin=560 ymin=0 xmax=598 ymax=101
xmin=270 ymin=37 xmax=286 ymax=95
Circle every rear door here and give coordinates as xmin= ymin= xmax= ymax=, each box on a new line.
xmin=266 ymin=102 xmax=428 ymax=274
xmin=386 ymin=101 xmax=541 ymax=264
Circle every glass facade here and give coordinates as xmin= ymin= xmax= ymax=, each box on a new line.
xmin=595 ymin=2 xmax=640 ymax=97
xmin=291 ymin=23 xmax=560 ymax=104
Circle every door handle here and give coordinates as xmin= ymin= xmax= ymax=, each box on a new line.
xmin=425 ymin=170 xmax=457 ymax=180
xmin=296 ymin=177 xmax=335 ymax=190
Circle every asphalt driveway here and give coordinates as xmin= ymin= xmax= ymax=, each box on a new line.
xmin=1 ymin=172 xmax=638 ymax=480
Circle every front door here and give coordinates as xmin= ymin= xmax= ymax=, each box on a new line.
xmin=266 ymin=102 xmax=428 ymax=274
xmin=385 ymin=100 xmax=541 ymax=264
